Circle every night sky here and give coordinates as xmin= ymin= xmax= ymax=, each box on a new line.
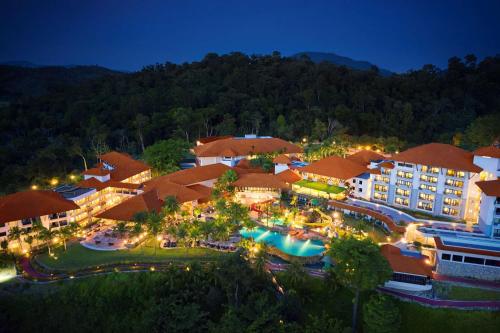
xmin=1 ymin=0 xmax=499 ymax=72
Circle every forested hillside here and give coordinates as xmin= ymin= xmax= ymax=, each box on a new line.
xmin=0 ymin=52 xmax=499 ymax=193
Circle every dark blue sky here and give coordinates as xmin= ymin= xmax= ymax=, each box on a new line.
xmin=1 ymin=0 xmax=499 ymax=72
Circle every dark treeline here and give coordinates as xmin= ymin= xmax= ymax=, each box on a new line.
xmin=1 ymin=52 xmax=499 ymax=193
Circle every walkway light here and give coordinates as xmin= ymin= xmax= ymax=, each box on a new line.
xmin=31 ymin=185 xmax=38 ymax=190
xmin=386 ymin=236 xmax=391 ymax=242
xmin=69 ymin=175 xmax=76 ymax=180
xmin=50 ymin=178 xmax=59 ymax=186
xmin=302 ymin=137 xmax=307 ymax=143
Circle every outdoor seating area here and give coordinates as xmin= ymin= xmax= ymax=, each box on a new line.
xmin=80 ymin=222 xmax=143 ymax=251
xmin=200 ymin=235 xmax=241 ymax=251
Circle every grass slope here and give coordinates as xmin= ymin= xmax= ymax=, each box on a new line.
xmin=36 ymin=239 xmax=226 ymax=270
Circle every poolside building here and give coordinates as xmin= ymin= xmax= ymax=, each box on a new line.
xmin=192 ymin=134 xmax=302 ymax=167
xmin=381 ymin=244 xmax=433 ymax=291
xmin=0 ymin=190 xmax=80 ymax=248
xmin=374 ymin=143 xmax=483 ymax=221
xmin=233 ymin=173 xmax=289 ymax=205
xmin=434 ymin=236 xmax=500 ymax=280
xmin=294 ymin=156 xmax=369 ymax=199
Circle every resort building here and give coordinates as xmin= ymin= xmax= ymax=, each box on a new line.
xmin=54 ymin=151 xmax=152 ymax=225
xmin=192 ymin=134 xmax=302 ymax=167
xmin=380 ymin=244 xmax=433 ymax=291
xmin=233 ymin=173 xmax=289 ymax=205
xmin=0 ymin=190 xmax=79 ymax=247
xmin=374 ymin=143 xmax=483 ymax=221
xmin=293 ymin=156 xmax=369 ymax=199
xmin=434 ymin=236 xmax=500 ymax=280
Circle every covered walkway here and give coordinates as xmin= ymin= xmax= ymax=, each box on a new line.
xmin=328 ymin=200 xmax=407 ymax=233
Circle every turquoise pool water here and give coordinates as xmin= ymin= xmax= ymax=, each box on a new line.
xmin=239 ymin=227 xmax=325 ymax=257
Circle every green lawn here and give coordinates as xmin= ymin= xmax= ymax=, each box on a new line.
xmin=444 ymin=285 xmax=500 ymax=301
xmin=35 ymin=239 xmax=227 ymax=271
xmin=295 ymin=179 xmax=345 ymax=194
xmin=342 ymin=215 xmax=391 ymax=243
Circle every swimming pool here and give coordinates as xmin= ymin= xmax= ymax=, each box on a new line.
xmin=240 ymin=227 xmax=325 ymax=257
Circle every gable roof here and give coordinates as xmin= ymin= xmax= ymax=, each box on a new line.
xmin=276 ymin=169 xmax=302 ymax=184
xmin=148 ymin=180 xmax=204 ymax=203
xmin=233 ymin=173 xmax=289 ymax=189
xmin=378 ymin=161 xmax=395 ymax=169
xmin=96 ymin=190 xmax=163 ymax=222
xmin=82 ymin=167 xmax=110 ymax=176
xmin=474 ymin=146 xmax=500 ymax=159
xmin=475 ymin=179 xmax=500 ymax=197
xmin=197 ymin=135 xmax=233 ymax=145
xmin=298 ymin=156 xmax=368 ymax=180
xmin=273 ymin=154 xmax=292 ymax=164
xmin=346 ymin=150 xmax=384 ymax=166
xmin=0 ymin=190 xmax=79 ymax=224
xmin=146 ymin=163 xmax=231 ymax=187
xmin=392 ymin=143 xmax=481 ymax=173
xmin=380 ymin=244 xmax=432 ymax=277
xmin=193 ymin=137 xmax=302 ymax=157
xmin=99 ymin=151 xmax=151 ymax=181
xmin=77 ymin=178 xmax=141 ymax=191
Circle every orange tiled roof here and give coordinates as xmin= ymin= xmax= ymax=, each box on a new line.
xmin=96 ymin=190 xmax=163 ymax=222
xmin=379 ymin=161 xmax=395 ymax=169
xmin=77 ymin=178 xmax=141 ymax=191
xmin=434 ymin=237 xmax=500 ymax=258
xmin=298 ymin=156 xmax=368 ymax=180
xmin=144 ymin=179 xmax=204 ymax=203
xmin=276 ymin=169 xmax=302 ymax=184
xmin=392 ymin=143 xmax=482 ymax=173
xmin=146 ymin=164 xmax=231 ymax=187
xmin=187 ymin=184 xmax=212 ymax=203
xmin=233 ymin=173 xmax=289 ymax=189
xmin=474 ymin=146 xmax=500 ymax=159
xmin=346 ymin=150 xmax=385 ymax=166
xmin=82 ymin=167 xmax=110 ymax=176
xmin=99 ymin=151 xmax=150 ymax=181
xmin=380 ymin=244 xmax=432 ymax=277
xmin=368 ymin=168 xmax=381 ymax=175
xmin=0 ymin=190 xmax=79 ymax=224
xmin=197 ymin=135 xmax=233 ymax=145
xmin=193 ymin=137 xmax=302 ymax=157
xmin=475 ymin=179 xmax=500 ymax=197
xmin=273 ymin=154 xmax=292 ymax=164
xmin=232 ymin=166 xmax=268 ymax=175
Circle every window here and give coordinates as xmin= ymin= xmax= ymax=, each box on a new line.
xmin=353 ymin=179 xmax=356 ymax=183
xmin=394 ymin=197 xmax=409 ymax=206
xmin=452 ymin=255 xmax=463 ymax=262
xmin=395 ymin=188 xmax=410 ymax=197
xmin=358 ymin=188 xmax=362 ymax=192
xmin=417 ymin=201 xmax=433 ymax=211
xmin=0 ymin=232 xmax=6 ymax=237
xmin=418 ymin=193 xmax=435 ymax=201
xmin=419 ymin=184 xmax=437 ymax=192
xmin=445 ymin=179 xmax=464 ymax=188
xmin=396 ymin=179 xmax=412 ymax=187
xmin=420 ymin=175 xmax=438 ymax=183
xmin=397 ymin=162 xmax=413 ymax=168
xmin=359 ymin=180 xmax=363 ymax=185
xmin=374 ymin=184 xmax=388 ymax=192
xmin=444 ymin=198 xmax=460 ymax=206
xmin=442 ymin=207 xmax=459 ymax=216
xmin=397 ymin=171 xmax=413 ymax=179
xmin=485 ymin=259 xmax=500 ymax=267
xmin=444 ymin=188 xmax=463 ymax=197
xmin=441 ymin=253 xmax=451 ymax=261
xmin=464 ymin=256 xmax=485 ymax=265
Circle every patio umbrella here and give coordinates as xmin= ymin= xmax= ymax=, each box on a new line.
xmin=311 ymin=198 xmax=320 ymax=206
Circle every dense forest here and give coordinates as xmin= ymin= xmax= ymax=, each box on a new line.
xmin=1 ymin=52 xmax=499 ymax=193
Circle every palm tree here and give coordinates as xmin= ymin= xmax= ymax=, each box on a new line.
xmin=114 ymin=221 xmax=129 ymax=240
xmin=24 ymin=234 xmax=34 ymax=253
xmin=31 ymin=219 xmax=44 ymax=249
xmin=254 ymin=244 xmax=269 ymax=276
xmin=57 ymin=226 xmax=73 ymax=251
xmin=38 ymin=227 xmax=56 ymax=256
xmin=145 ymin=211 xmax=165 ymax=256
xmin=8 ymin=226 xmax=24 ymax=252
xmin=285 ymin=260 xmax=307 ymax=290
xmin=162 ymin=195 xmax=180 ymax=226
